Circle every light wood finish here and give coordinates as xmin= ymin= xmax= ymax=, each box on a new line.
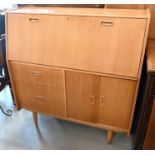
xmin=10 ymin=61 xmax=65 ymax=86
xmin=105 ymin=4 xmax=146 ymax=9
xmin=10 ymin=62 xmax=66 ymax=117
xmin=143 ymin=99 xmax=155 ymax=149
xmin=7 ymin=7 xmax=150 ymax=18
xmin=13 ymin=80 xmax=66 ymax=116
xmin=106 ymin=4 xmax=155 ymax=40
xmin=98 ymin=76 xmax=136 ymax=129
xmin=7 ymin=13 xmax=146 ymax=78
xmin=107 ymin=130 xmax=113 ymax=144
xmin=6 ymin=7 xmax=150 ymax=143
xmin=147 ymin=40 xmax=155 ymax=71
xmin=32 ymin=112 xmax=38 ymax=126
xmin=9 ymin=60 xmax=137 ymax=81
xmin=65 ymin=71 xmax=99 ymax=123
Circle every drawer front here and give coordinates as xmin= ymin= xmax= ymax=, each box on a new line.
xmin=7 ymin=14 xmax=146 ymax=78
xmin=14 ymin=80 xmax=66 ymax=117
xmin=10 ymin=62 xmax=64 ymax=86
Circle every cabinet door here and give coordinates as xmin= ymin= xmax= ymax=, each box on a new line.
xmin=65 ymin=71 xmax=99 ymax=122
xmin=7 ymin=14 xmax=146 ymax=78
xmin=98 ymin=76 xmax=136 ymax=130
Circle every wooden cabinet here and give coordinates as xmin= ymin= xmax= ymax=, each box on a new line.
xmin=6 ymin=7 xmax=150 ymax=144
xmin=66 ymin=71 xmax=99 ymax=123
xmin=98 ymin=77 xmax=136 ymax=129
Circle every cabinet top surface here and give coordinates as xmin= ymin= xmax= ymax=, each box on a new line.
xmin=7 ymin=7 xmax=150 ymax=19
xmin=147 ymin=40 xmax=155 ymax=72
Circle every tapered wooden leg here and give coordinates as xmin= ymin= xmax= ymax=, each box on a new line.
xmin=32 ymin=112 xmax=38 ymax=126
xmin=107 ymin=130 xmax=113 ymax=144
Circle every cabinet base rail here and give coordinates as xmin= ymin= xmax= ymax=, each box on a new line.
xmin=32 ymin=112 xmax=127 ymax=144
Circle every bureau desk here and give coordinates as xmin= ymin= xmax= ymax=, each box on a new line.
xmin=6 ymin=7 xmax=150 ymax=143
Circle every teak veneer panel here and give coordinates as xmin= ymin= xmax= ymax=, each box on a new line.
xmin=65 ymin=71 xmax=99 ymax=123
xmin=10 ymin=62 xmax=66 ymax=117
xmin=10 ymin=61 xmax=65 ymax=86
xmin=7 ymin=13 xmax=146 ymax=78
xmin=14 ymin=81 xmax=66 ymax=116
xmin=98 ymin=76 xmax=136 ymax=129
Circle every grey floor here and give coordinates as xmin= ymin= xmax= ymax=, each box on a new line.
xmin=0 ymin=85 xmax=132 ymax=150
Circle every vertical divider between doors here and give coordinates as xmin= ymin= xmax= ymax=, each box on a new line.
xmin=96 ymin=75 xmax=101 ymax=123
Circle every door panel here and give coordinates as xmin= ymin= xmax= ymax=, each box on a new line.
xmin=65 ymin=71 xmax=99 ymax=122
xmin=98 ymin=76 xmax=136 ymax=129
xmin=7 ymin=14 xmax=146 ymax=78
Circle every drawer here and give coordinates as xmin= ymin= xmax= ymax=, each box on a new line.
xmin=14 ymin=80 xmax=66 ymax=117
xmin=10 ymin=62 xmax=65 ymax=86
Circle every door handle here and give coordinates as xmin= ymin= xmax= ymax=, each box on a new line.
xmin=100 ymin=21 xmax=113 ymax=27
xmin=34 ymin=96 xmax=44 ymax=100
xmin=100 ymin=96 xmax=104 ymax=105
xmin=29 ymin=18 xmax=39 ymax=22
xmin=32 ymin=71 xmax=41 ymax=76
xmin=90 ymin=96 xmax=95 ymax=105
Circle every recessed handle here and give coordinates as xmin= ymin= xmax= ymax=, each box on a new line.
xmin=90 ymin=96 xmax=95 ymax=105
xmin=32 ymin=71 xmax=41 ymax=76
xmin=100 ymin=96 xmax=104 ymax=105
xmin=100 ymin=21 xmax=113 ymax=26
xmin=35 ymin=96 xmax=44 ymax=100
xmin=29 ymin=18 xmax=39 ymax=22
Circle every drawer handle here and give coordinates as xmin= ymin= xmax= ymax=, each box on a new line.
xmin=32 ymin=71 xmax=41 ymax=76
xmin=29 ymin=18 xmax=39 ymax=22
xmin=90 ymin=96 xmax=95 ymax=105
xmin=35 ymin=96 xmax=44 ymax=100
xmin=100 ymin=21 xmax=113 ymax=26
xmin=100 ymin=96 xmax=104 ymax=105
